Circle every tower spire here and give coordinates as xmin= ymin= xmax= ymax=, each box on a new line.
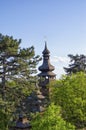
xmin=42 ymin=41 xmax=50 ymax=55
xmin=45 ymin=41 xmax=47 ymax=50
xmin=38 ymin=43 xmax=56 ymax=87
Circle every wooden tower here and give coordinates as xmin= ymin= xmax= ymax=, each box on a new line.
xmin=38 ymin=42 xmax=56 ymax=96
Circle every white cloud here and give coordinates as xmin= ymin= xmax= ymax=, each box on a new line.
xmin=51 ymin=56 xmax=69 ymax=63
xmin=50 ymin=56 xmax=70 ymax=78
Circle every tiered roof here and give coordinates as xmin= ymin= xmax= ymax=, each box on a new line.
xmin=38 ymin=42 xmax=56 ymax=77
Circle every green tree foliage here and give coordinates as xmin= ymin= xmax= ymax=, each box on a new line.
xmin=31 ymin=103 xmax=75 ymax=130
xmin=64 ymin=54 xmax=86 ymax=74
xmin=0 ymin=110 xmax=9 ymax=130
xmin=0 ymin=33 xmax=41 ymax=91
xmin=0 ymin=33 xmax=41 ymax=129
xmin=50 ymin=72 xmax=86 ymax=129
xmin=0 ymin=79 xmax=35 ymax=130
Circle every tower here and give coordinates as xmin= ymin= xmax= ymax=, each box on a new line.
xmin=27 ymin=43 xmax=56 ymax=113
xmin=10 ymin=43 xmax=56 ymax=127
xmin=38 ymin=42 xmax=56 ymax=96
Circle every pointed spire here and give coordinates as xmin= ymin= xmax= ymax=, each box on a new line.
xmin=45 ymin=41 xmax=47 ymax=50
xmin=42 ymin=41 xmax=50 ymax=54
xmin=38 ymin=43 xmax=56 ymax=77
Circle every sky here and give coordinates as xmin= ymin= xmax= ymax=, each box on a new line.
xmin=0 ymin=0 xmax=86 ymax=78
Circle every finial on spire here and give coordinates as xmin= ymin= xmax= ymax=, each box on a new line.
xmin=44 ymin=35 xmax=47 ymax=41
xmin=43 ymin=35 xmax=47 ymax=49
xmin=45 ymin=41 xmax=47 ymax=50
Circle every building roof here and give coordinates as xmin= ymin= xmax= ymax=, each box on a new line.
xmin=39 ymin=60 xmax=55 ymax=71
xmin=38 ymin=43 xmax=56 ymax=77
xmin=38 ymin=71 xmax=56 ymax=77
xmin=15 ymin=115 xmax=31 ymax=128
xmin=42 ymin=42 xmax=50 ymax=55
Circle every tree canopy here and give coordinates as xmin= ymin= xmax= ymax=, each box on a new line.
xmin=64 ymin=54 xmax=86 ymax=74
xmin=0 ymin=33 xmax=41 ymax=129
xmin=50 ymin=72 xmax=86 ymax=129
xmin=31 ymin=103 xmax=75 ymax=130
xmin=1 ymin=33 xmax=86 ymax=130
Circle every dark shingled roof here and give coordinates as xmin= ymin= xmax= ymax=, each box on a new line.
xmin=38 ymin=42 xmax=56 ymax=77
xmin=39 ymin=60 xmax=55 ymax=71
xmin=42 ymin=42 xmax=50 ymax=54
xmin=15 ymin=121 xmax=30 ymax=128
xmin=15 ymin=115 xmax=31 ymax=129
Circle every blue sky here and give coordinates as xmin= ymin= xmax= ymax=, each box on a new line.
xmin=0 ymin=0 xmax=86 ymax=78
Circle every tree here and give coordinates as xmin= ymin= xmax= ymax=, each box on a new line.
xmin=50 ymin=72 xmax=86 ymax=129
xmin=0 ymin=33 xmax=41 ymax=97
xmin=0 ymin=110 xmax=9 ymax=130
xmin=31 ymin=103 xmax=75 ymax=130
xmin=0 ymin=33 xmax=41 ymax=94
xmin=64 ymin=54 xmax=86 ymax=75
xmin=0 ymin=33 xmax=41 ymax=129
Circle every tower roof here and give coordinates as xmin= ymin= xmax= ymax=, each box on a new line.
xmin=38 ymin=60 xmax=55 ymax=71
xmin=42 ymin=42 xmax=50 ymax=55
xmin=38 ymin=43 xmax=56 ymax=77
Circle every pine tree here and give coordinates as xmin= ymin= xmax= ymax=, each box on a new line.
xmin=64 ymin=54 xmax=86 ymax=75
xmin=0 ymin=33 xmax=41 ymax=129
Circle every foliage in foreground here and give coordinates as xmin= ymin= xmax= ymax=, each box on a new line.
xmin=50 ymin=72 xmax=86 ymax=129
xmin=0 ymin=110 xmax=9 ymax=130
xmin=0 ymin=33 xmax=41 ymax=130
xmin=31 ymin=103 xmax=75 ymax=130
